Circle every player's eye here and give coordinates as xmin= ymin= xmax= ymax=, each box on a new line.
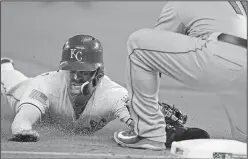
xmin=77 ymin=71 xmax=94 ymax=77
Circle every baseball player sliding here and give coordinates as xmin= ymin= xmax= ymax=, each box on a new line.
xmin=1 ymin=34 xmax=209 ymax=146
xmin=114 ymin=1 xmax=247 ymax=150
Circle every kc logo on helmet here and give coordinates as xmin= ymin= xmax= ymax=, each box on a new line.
xmin=70 ymin=49 xmax=85 ymax=61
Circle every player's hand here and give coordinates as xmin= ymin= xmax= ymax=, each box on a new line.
xmin=128 ymin=119 xmax=135 ymax=128
xmin=9 ymin=130 xmax=39 ymax=142
xmin=125 ymin=118 xmax=135 ymax=128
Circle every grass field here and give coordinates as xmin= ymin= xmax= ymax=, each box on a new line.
xmin=1 ymin=1 xmax=239 ymax=158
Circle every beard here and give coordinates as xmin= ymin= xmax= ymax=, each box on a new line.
xmin=69 ymin=80 xmax=94 ymax=96
xmin=69 ymin=78 xmax=87 ymax=95
xmin=69 ymin=82 xmax=82 ymax=97
xmin=70 ymin=84 xmax=82 ymax=95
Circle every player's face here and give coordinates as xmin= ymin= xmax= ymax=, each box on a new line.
xmin=68 ymin=70 xmax=95 ymax=95
xmin=70 ymin=70 xmax=95 ymax=83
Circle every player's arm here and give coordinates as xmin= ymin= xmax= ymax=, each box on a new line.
xmin=11 ymin=103 xmax=42 ymax=135
xmin=109 ymin=88 xmax=134 ymax=127
xmin=154 ymin=1 xmax=187 ymax=34
xmin=112 ymin=99 xmax=134 ymax=127
xmin=11 ymin=86 xmax=49 ymax=141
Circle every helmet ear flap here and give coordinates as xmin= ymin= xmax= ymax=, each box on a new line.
xmin=92 ymin=78 xmax=97 ymax=87
xmin=92 ymin=67 xmax=104 ymax=87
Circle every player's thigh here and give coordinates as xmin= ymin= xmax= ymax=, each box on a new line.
xmin=127 ymin=29 xmax=246 ymax=91
xmin=127 ymin=28 xmax=204 ymax=54
xmin=126 ymin=28 xmax=209 ymax=86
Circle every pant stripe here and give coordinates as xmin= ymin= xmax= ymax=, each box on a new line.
xmin=128 ymin=53 xmax=140 ymax=134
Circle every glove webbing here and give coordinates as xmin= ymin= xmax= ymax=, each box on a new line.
xmin=159 ymin=102 xmax=188 ymax=126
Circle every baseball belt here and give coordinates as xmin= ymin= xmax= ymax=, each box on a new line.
xmin=218 ymin=33 xmax=247 ymax=49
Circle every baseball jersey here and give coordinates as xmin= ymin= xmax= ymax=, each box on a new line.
xmin=155 ymin=1 xmax=247 ymax=39
xmin=7 ymin=70 xmax=130 ymax=133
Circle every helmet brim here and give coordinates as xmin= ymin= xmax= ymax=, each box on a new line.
xmin=59 ymin=61 xmax=102 ymax=71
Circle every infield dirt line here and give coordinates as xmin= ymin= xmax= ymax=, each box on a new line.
xmin=1 ymin=150 xmax=178 ymax=158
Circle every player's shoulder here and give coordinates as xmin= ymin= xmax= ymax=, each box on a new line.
xmin=95 ymin=75 xmax=128 ymax=100
xmin=99 ymin=75 xmax=127 ymax=91
xmin=36 ymin=70 xmax=66 ymax=81
xmin=31 ymin=70 xmax=67 ymax=93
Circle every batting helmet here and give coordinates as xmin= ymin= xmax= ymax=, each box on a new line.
xmin=59 ymin=34 xmax=104 ymax=71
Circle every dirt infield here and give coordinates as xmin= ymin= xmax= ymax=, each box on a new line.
xmin=1 ymin=95 xmax=179 ymax=158
xmin=1 ymin=85 xmax=232 ymax=158
xmin=1 ymin=1 xmax=235 ymax=158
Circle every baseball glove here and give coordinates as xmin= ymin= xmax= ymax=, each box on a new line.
xmin=165 ymin=125 xmax=210 ymax=148
xmin=159 ymin=102 xmax=188 ymax=127
xmin=8 ymin=130 xmax=39 ymax=142
xmin=159 ymin=102 xmax=210 ymax=148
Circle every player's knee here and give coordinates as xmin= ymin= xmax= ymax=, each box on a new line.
xmin=127 ymin=28 xmax=149 ymax=44
xmin=126 ymin=28 xmax=152 ymax=54
xmin=1 ymin=63 xmax=14 ymax=71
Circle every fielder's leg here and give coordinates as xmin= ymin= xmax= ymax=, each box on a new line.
xmin=217 ymin=71 xmax=247 ymax=142
xmin=124 ymin=29 xmax=246 ymax=144
xmin=125 ymin=29 xmax=210 ymax=144
xmin=206 ymin=34 xmax=247 ymax=142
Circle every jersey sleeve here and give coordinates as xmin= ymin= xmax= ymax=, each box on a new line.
xmin=154 ymin=1 xmax=187 ymax=34
xmin=105 ymin=87 xmax=132 ymax=126
xmin=17 ymin=80 xmax=49 ymax=115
